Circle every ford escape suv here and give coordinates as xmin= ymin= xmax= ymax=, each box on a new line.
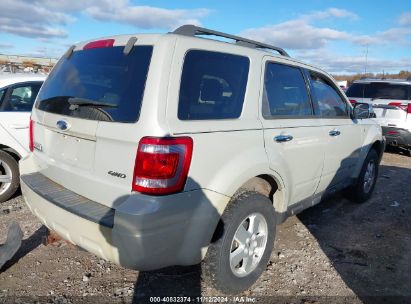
xmin=20 ymin=25 xmax=384 ymax=294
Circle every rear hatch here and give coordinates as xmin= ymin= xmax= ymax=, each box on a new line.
xmin=346 ymin=81 xmax=411 ymax=126
xmin=31 ymin=40 xmax=154 ymax=207
xmin=346 ymin=81 xmax=410 ymax=105
xmin=372 ymin=103 xmax=409 ymax=128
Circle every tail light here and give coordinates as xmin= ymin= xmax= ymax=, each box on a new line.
xmin=388 ymin=102 xmax=408 ymax=111
xmin=132 ymin=137 xmax=193 ymax=195
xmin=29 ymin=118 xmax=34 ymax=152
xmin=349 ymin=99 xmax=357 ymax=104
xmin=407 ymin=103 xmax=411 ymax=114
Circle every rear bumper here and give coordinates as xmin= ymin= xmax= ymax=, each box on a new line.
xmin=20 ymin=157 xmax=228 ymax=271
xmin=382 ymin=126 xmax=411 ymax=148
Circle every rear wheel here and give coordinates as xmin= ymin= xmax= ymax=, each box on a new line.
xmin=202 ymin=191 xmax=276 ymax=294
xmin=0 ymin=150 xmax=20 ymax=203
xmin=346 ymin=149 xmax=379 ymax=203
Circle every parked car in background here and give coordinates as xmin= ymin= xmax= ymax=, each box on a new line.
xmin=0 ymin=74 xmax=45 ymax=202
xmin=20 ymin=25 xmax=383 ymax=294
xmin=346 ymin=79 xmax=411 ymax=151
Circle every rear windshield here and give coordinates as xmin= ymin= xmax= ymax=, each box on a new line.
xmin=346 ymin=82 xmax=410 ymax=100
xmin=36 ymin=45 xmax=153 ymax=123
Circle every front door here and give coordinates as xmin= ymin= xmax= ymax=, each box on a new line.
xmin=260 ymin=60 xmax=325 ymax=207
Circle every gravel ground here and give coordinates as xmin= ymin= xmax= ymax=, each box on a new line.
xmin=0 ymin=149 xmax=410 ymax=304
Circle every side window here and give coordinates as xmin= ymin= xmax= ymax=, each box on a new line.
xmin=309 ymin=72 xmax=348 ymax=117
xmin=263 ymin=63 xmax=312 ymax=118
xmin=2 ymin=83 xmax=42 ymax=112
xmin=178 ymin=50 xmax=249 ymax=120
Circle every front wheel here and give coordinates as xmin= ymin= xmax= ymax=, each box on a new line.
xmin=346 ymin=149 xmax=379 ymax=203
xmin=202 ymin=191 xmax=276 ymax=294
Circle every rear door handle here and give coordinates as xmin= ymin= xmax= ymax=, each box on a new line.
xmin=274 ymin=134 xmax=293 ymax=142
xmin=329 ymin=129 xmax=341 ymax=136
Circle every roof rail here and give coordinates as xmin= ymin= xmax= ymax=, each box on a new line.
xmin=172 ymin=24 xmax=290 ymax=57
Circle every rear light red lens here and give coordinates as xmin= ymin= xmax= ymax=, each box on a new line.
xmin=83 ymin=39 xmax=115 ymax=50
xmin=407 ymin=103 xmax=411 ymax=114
xmin=349 ymin=99 xmax=357 ymax=104
xmin=136 ymin=152 xmax=179 ymax=179
xmin=29 ymin=118 xmax=34 ymax=152
xmin=388 ymin=102 xmax=408 ymax=111
xmin=387 ymin=130 xmax=399 ymax=135
xmin=132 ymin=137 xmax=193 ymax=195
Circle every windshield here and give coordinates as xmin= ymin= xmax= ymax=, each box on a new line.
xmin=36 ymin=45 xmax=153 ymax=123
xmin=346 ymin=82 xmax=410 ymax=100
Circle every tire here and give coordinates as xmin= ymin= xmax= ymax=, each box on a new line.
xmin=0 ymin=150 xmax=20 ymax=203
xmin=346 ymin=149 xmax=379 ymax=203
xmin=202 ymin=191 xmax=276 ymax=294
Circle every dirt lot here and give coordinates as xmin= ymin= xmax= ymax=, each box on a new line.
xmin=0 ymin=149 xmax=410 ymax=303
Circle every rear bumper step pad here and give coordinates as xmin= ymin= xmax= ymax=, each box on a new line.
xmin=21 ymin=173 xmax=115 ymax=228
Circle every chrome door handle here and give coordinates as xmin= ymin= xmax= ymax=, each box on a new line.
xmin=274 ymin=134 xmax=293 ymax=142
xmin=329 ymin=129 xmax=341 ymax=136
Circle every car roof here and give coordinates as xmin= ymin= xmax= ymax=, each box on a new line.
xmin=71 ymin=32 xmax=331 ymax=79
xmin=0 ymin=73 xmax=46 ymax=89
xmin=353 ymin=78 xmax=411 ymax=85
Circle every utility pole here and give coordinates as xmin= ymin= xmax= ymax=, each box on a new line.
xmin=364 ymin=44 xmax=369 ymax=76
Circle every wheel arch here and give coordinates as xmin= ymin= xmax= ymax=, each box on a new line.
xmin=230 ymin=172 xmax=288 ymax=216
xmin=0 ymin=144 xmax=22 ymax=162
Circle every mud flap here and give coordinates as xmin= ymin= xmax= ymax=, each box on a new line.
xmin=0 ymin=221 xmax=23 ymax=270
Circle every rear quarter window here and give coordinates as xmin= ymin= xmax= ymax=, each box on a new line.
xmin=178 ymin=50 xmax=249 ymax=120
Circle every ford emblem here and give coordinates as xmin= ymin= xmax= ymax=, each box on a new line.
xmin=56 ymin=120 xmax=70 ymax=131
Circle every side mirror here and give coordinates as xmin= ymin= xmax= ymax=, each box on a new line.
xmin=353 ymin=102 xmax=375 ymax=119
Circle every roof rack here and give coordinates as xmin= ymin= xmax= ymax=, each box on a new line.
xmin=172 ymin=24 xmax=290 ymax=57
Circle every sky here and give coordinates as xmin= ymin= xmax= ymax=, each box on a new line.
xmin=0 ymin=0 xmax=410 ymax=74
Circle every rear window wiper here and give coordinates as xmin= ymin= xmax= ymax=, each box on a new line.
xmin=68 ymin=97 xmax=117 ymax=108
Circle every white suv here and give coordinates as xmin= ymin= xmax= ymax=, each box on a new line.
xmin=346 ymin=78 xmax=411 ymax=151
xmin=0 ymin=74 xmax=45 ymax=202
xmin=20 ymin=25 xmax=384 ymax=294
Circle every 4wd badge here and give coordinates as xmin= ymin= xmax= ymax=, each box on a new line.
xmin=108 ymin=171 xmax=126 ymax=179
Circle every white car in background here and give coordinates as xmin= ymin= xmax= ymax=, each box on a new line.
xmin=0 ymin=74 xmax=45 ymax=202
xmin=346 ymin=78 xmax=411 ymax=152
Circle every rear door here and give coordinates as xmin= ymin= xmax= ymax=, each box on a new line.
xmin=32 ymin=41 xmax=154 ymax=207
xmin=0 ymin=81 xmax=42 ymax=151
xmin=260 ymin=60 xmax=325 ymax=207
xmin=307 ymin=71 xmax=362 ymax=192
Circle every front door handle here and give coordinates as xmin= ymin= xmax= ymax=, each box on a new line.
xmin=274 ymin=134 xmax=293 ymax=142
xmin=329 ymin=129 xmax=341 ymax=137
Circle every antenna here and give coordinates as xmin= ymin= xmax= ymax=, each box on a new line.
xmin=364 ymin=44 xmax=369 ymax=76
